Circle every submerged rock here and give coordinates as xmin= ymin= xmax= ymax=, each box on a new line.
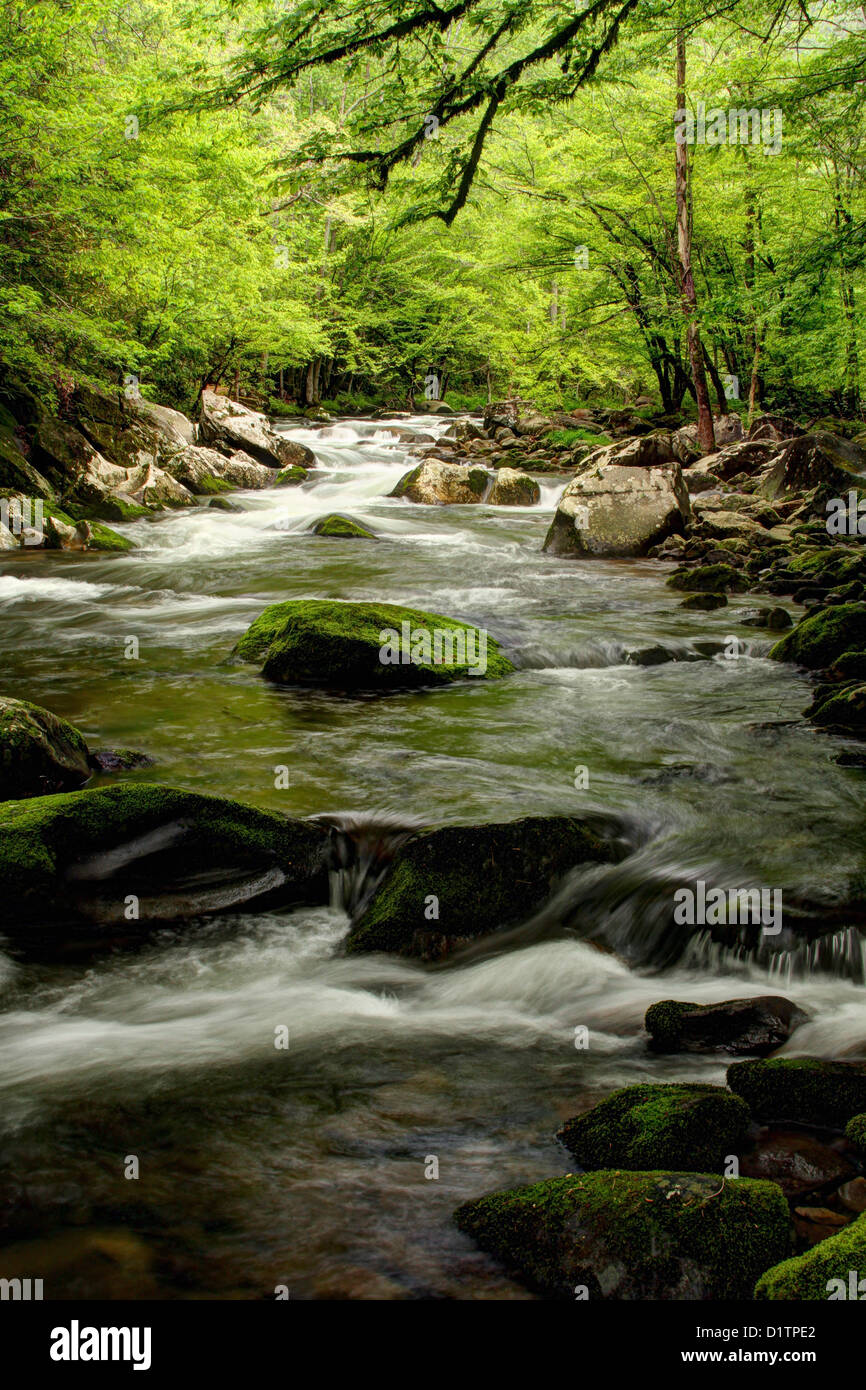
xmin=455 ymin=1170 xmax=792 ymax=1300
xmin=679 ymin=592 xmax=728 ymax=611
xmin=0 ymin=783 xmax=329 ymax=945
xmin=345 ymin=815 xmax=617 ymax=957
xmin=645 ymin=996 xmax=808 ymax=1055
xmin=738 ymin=1126 xmax=856 ymax=1199
xmin=756 ymin=1210 xmax=866 ymax=1299
xmin=309 ymin=514 xmax=376 ymax=539
xmin=0 ymin=697 xmax=92 ymax=800
xmin=232 ymin=599 xmax=513 ymax=690
xmin=728 ymin=1058 xmax=866 ymax=1127
xmin=557 ymin=1083 xmax=750 ymax=1173
xmin=543 ymin=461 xmax=690 ymax=557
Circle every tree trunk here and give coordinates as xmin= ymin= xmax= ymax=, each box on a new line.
xmin=675 ymin=31 xmax=715 ymax=452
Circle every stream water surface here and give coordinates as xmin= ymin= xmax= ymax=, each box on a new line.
xmin=1 ymin=414 xmax=865 ymax=1298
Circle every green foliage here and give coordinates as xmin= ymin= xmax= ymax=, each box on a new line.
xmin=0 ymin=0 xmax=863 ymax=414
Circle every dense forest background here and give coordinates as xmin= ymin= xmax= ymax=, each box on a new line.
xmin=1 ymin=0 xmax=864 ymax=419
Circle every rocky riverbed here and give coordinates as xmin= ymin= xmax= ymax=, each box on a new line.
xmin=1 ymin=388 xmax=865 ymax=1299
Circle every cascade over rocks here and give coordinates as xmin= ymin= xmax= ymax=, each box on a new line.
xmin=346 ymin=814 xmax=620 ymax=958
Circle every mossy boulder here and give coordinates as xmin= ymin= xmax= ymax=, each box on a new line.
xmin=0 ymin=783 xmax=329 ymax=945
xmin=0 ymin=697 xmax=92 ymax=800
xmin=645 ymin=997 xmax=807 ymax=1056
xmin=345 ymin=815 xmax=617 ymax=958
xmin=807 ymin=682 xmax=866 ymax=736
xmin=309 ymin=514 xmax=376 ymax=539
xmin=679 ymin=592 xmax=728 ymax=611
xmin=727 ymin=1058 xmax=866 ymax=1126
xmin=455 ymin=1170 xmax=792 ymax=1300
xmin=232 ymin=599 xmax=513 ymax=690
xmin=666 ymin=563 xmax=747 ymax=594
xmin=770 ymin=603 xmax=866 ymax=668
xmin=557 ymin=1083 xmax=750 ymax=1173
xmin=755 ymin=1211 xmax=866 ymax=1300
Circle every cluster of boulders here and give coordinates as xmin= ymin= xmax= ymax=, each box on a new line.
xmin=456 ymin=1035 xmax=866 ymax=1301
xmin=0 ymin=385 xmax=315 ymax=551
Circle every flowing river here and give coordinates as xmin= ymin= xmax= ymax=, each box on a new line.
xmin=0 ymin=413 xmax=865 ymax=1299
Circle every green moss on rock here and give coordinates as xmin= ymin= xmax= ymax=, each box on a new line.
xmin=455 ymin=1169 xmax=792 ymax=1300
xmin=274 ymin=465 xmax=308 ymax=486
xmin=0 ymin=782 xmax=329 ymax=940
xmin=557 ymin=1082 xmax=750 ymax=1173
xmin=667 ymin=564 xmax=747 ymax=594
xmin=727 ymin=1058 xmax=866 ymax=1126
xmin=755 ymin=1210 xmax=866 ymax=1300
xmin=309 ymin=514 xmax=376 ymax=539
xmin=0 ymin=697 xmax=92 ymax=800
xmin=389 ymin=465 xmax=422 ymax=499
xmin=63 ymin=497 xmax=149 ymax=524
xmin=679 ymin=592 xmax=728 ymax=611
xmin=232 ymin=599 xmax=513 ymax=690
xmin=770 ymin=603 xmax=866 ymax=668
xmin=83 ymin=522 xmax=136 ymax=552
xmin=808 ymin=682 xmax=866 ymax=736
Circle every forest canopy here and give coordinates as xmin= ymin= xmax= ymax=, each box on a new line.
xmin=0 ymin=0 xmax=863 ymax=417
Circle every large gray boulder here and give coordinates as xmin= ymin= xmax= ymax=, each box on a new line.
xmin=200 ymin=391 xmax=314 ymax=470
xmin=390 ymin=459 xmax=492 ymax=504
xmin=129 ymin=397 xmax=197 ymax=452
xmin=758 ymin=432 xmax=866 ymax=502
xmin=544 ymin=461 xmax=691 ymax=557
xmin=168 ymin=445 xmax=274 ymax=494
